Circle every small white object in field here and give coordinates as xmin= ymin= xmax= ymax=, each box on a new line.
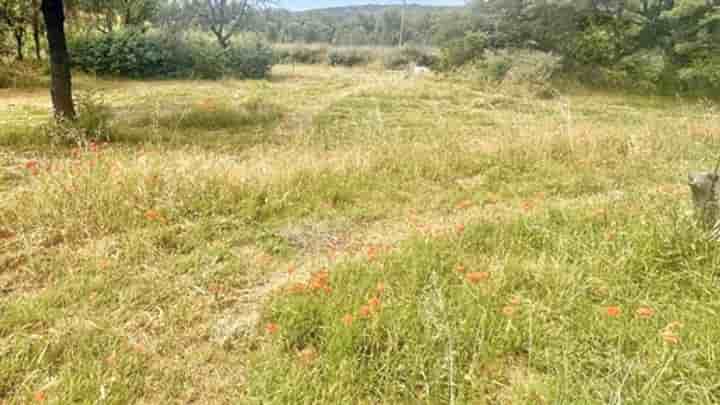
xmin=403 ymin=63 xmax=432 ymax=79
xmin=413 ymin=65 xmax=431 ymax=75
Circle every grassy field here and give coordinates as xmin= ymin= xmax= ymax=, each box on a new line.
xmin=1 ymin=64 xmax=720 ymax=404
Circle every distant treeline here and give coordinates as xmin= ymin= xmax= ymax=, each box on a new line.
xmin=2 ymin=0 xmax=718 ymax=93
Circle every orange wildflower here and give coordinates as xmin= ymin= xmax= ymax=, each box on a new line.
xmin=367 ymin=246 xmax=379 ymax=260
xmin=456 ymin=223 xmax=465 ymax=234
xmin=265 ymin=323 xmax=280 ymax=335
xmin=456 ymin=200 xmax=473 ymax=210
xmin=287 ymin=283 xmax=306 ymax=294
xmin=309 ymin=270 xmax=330 ymax=291
xmin=605 ymin=306 xmax=622 ymax=317
xmin=34 ymin=391 xmax=46 ymax=402
xmin=502 ymin=305 xmax=517 ymax=317
xmin=359 ymin=305 xmax=372 ymax=318
xmin=455 ymin=264 xmax=466 ymax=274
xmin=342 ymin=313 xmax=354 ymax=326
xmin=287 ymin=265 xmax=296 ymax=276
xmin=368 ymin=296 xmax=381 ymax=310
xmin=144 ymin=209 xmax=161 ymax=221
xmin=466 ymin=271 xmax=490 ymax=284
xmin=635 ymin=306 xmax=655 ymax=319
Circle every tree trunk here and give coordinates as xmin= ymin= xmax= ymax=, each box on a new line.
xmin=42 ymin=0 xmax=76 ymax=120
xmin=14 ymin=28 xmax=25 ymax=61
xmin=32 ymin=4 xmax=42 ymax=60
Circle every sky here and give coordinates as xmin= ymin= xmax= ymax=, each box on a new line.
xmin=280 ymin=1 xmax=467 ymax=11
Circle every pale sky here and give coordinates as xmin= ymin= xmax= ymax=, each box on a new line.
xmin=280 ymin=1 xmax=467 ymax=11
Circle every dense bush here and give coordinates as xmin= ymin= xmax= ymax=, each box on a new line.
xmin=480 ymin=50 xmax=561 ymax=84
xmin=382 ymin=46 xmax=439 ymax=69
xmin=327 ymin=47 xmax=373 ymax=67
xmin=677 ymin=57 xmax=720 ymax=94
xmin=438 ymin=31 xmax=487 ymax=70
xmin=70 ymin=30 xmax=274 ymax=79
xmin=273 ymin=44 xmax=328 ymax=64
xmin=70 ymin=30 xmax=189 ymax=77
xmin=566 ymin=26 xmax=620 ymax=66
xmin=224 ymin=42 xmax=274 ymax=79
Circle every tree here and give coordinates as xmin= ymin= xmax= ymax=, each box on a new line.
xmin=191 ymin=0 xmax=270 ymax=48
xmin=0 ymin=0 xmax=30 ymax=60
xmin=30 ymin=0 xmax=42 ymax=59
xmin=42 ymin=0 xmax=75 ymax=119
xmin=75 ymin=0 xmax=159 ymax=33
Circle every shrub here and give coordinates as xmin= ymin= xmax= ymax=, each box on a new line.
xmin=566 ymin=25 xmax=619 ymax=66
xmin=70 ymin=30 xmax=191 ymax=78
xmin=382 ymin=46 xmax=439 ymax=70
xmin=274 ymin=44 xmax=328 ymax=65
xmin=70 ymin=30 xmax=274 ymax=80
xmin=439 ymin=31 xmax=487 ymax=70
xmin=470 ymin=50 xmax=562 ymax=85
xmin=224 ymin=41 xmax=274 ymax=79
xmin=677 ymin=57 xmax=720 ymax=94
xmin=327 ymin=48 xmax=373 ymax=67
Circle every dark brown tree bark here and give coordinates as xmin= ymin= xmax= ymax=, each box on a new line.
xmin=32 ymin=0 xmax=42 ymax=60
xmin=41 ymin=0 xmax=75 ymax=120
xmin=14 ymin=27 xmax=25 ymax=61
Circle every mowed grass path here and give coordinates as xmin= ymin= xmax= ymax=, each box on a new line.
xmin=1 ymin=65 xmax=720 ymax=404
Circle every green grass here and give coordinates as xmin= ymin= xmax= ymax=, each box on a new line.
xmin=252 ymin=203 xmax=720 ymax=403
xmin=1 ymin=64 xmax=720 ymax=403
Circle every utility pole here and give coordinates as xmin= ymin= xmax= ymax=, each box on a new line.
xmin=399 ymin=0 xmax=406 ymax=48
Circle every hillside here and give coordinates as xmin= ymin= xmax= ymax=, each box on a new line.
xmin=293 ymin=3 xmax=462 ymax=17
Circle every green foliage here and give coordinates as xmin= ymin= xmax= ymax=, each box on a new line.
xmin=439 ymin=31 xmax=487 ymax=70
xmin=224 ymin=41 xmax=274 ymax=79
xmin=69 ymin=30 xmax=274 ymax=79
xmin=382 ymin=46 xmax=439 ymax=69
xmin=567 ymin=25 xmax=619 ymax=66
xmin=327 ymin=47 xmax=373 ymax=67
xmin=273 ymin=44 xmax=328 ymax=64
xmin=69 ymin=30 xmax=192 ymax=78
xmin=476 ymin=50 xmax=561 ymax=84
xmin=617 ymin=49 xmax=668 ymax=91
xmin=677 ymin=57 xmax=720 ymax=94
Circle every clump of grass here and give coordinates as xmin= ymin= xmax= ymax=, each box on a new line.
xmin=41 ymin=90 xmax=115 ymax=145
xmin=131 ymin=96 xmax=284 ymax=131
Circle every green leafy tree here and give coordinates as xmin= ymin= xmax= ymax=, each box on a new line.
xmin=190 ymin=0 xmax=271 ymax=48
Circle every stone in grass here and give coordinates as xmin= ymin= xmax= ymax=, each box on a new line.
xmin=688 ymin=171 xmax=720 ymax=239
